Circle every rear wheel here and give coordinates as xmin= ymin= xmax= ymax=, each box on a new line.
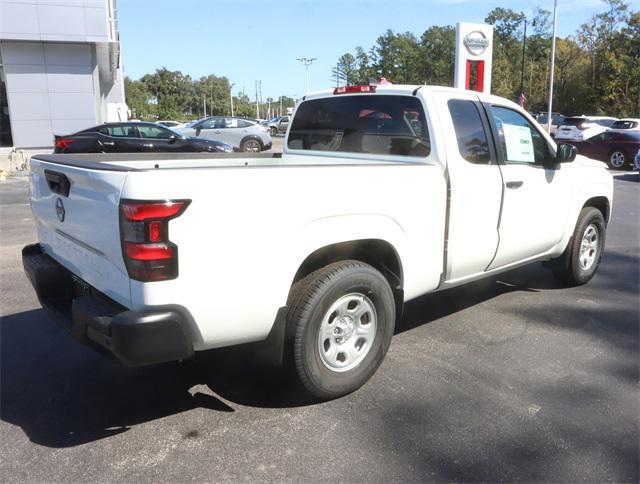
xmin=269 ymin=126 xmax=278 ymax=137
xmin=608 ymin=149 xmax=627 ymax=169
xmin=552 ymin=207 xmax=606 ymax=286
xmin=286 ymin=261 xmax=395 ymax=400
xmin=241 ymin=138 xmax=261 ymax=153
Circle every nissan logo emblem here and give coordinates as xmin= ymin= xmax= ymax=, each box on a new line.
xmin=464 ymin=31 xmax=489 ymax=56
xmin=55 ymin=197 xmax=65 ymax=222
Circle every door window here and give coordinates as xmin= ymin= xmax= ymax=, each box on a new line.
xmin=200 ymin=118 xmax=222 ymax=129
xmin=223 ymin=118 xmax=239 ymax=128
xmin=490 ymin=106 xmax=554 ymax=165
xmin=137 ymin=125 xmax=173 ymax=139
xmin=448 ymin=99 xmax=491 ymax=164
xmin=237 ymin=119 xmax=253 ymax=128
xmin=99 ymin=125 xmax=137 ymax=137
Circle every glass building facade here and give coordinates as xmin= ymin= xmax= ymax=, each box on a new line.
xmin=0 ymin=50 xmax=12 ymax=147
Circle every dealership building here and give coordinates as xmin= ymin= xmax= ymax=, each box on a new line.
xmin=0 ymin=0 xmax=126 ymax=151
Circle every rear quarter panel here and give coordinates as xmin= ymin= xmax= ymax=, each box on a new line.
xmin=122 ymin=162 xmax=446 ymax=350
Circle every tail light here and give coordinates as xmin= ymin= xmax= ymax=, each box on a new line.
xmin=119 ymin=199 xmax=190 ymax=282
xmin=55 ymin=138 xmax=76 ymax=150
xmin=333 ymin=85 xmax=376 ymax=95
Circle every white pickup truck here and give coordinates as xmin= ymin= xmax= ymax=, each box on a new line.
xmin=23 ymin=84 xmax=613 ymax=399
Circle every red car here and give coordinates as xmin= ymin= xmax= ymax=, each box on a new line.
xmin=570 ymin=130 xmax=640 ymax=169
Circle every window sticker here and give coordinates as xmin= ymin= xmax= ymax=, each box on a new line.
xmin=503 ymin=124 xmax=534 ymax=163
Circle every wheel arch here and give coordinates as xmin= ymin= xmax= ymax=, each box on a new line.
xmin=291 ymin=238 xmax=405 ymax=321
xmin=240 ymin=135 xmax=264 ymax=150
xmin=253 ymin=237 xmax=405 ymax=368
xmin=583 ymin=195 xmax=610 ymax=224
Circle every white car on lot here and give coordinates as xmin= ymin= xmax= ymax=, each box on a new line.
xmin=176 ymin=116 xmax=272 ymax=152
xmin=23 ymin=84 xmax=613 ymax=399
xmin=556 ymin=116 xmax=618 ymax=142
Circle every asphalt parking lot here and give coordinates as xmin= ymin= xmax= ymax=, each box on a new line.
xmin=0 ymin=173 xmax=638 ymax=482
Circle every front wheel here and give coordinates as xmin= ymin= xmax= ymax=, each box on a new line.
xmin=552 ymin=207 xmax=606 ymax=286
xmin=286 ymin=261 xmax=395 ymax=400
xmin=608 ymin=149 xmax=627 ymax=169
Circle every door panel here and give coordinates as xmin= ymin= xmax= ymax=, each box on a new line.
xmin=434 ymin=93 xmax=503 ymax=281
xmin=487 ymin=105 xmax=572 ymax=269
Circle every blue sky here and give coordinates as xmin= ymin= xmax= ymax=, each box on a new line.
xmin=119 ymin=0 xmax=639 ymax=100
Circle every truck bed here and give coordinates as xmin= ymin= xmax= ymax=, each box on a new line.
xmin=32 ymin=152 xmax=426 ymax=171
xmin=32 ymin=152 xmax=285 ymax=171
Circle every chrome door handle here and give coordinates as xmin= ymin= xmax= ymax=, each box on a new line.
xmin=506 ymin=180 xmax=524 ymax=189
xmin=102 ymin=141 xmax=115 ymax=146
xmin=214 ymin=130 xmax=222 ymax=134
xmin=142 ymin=143 xmax=153 ymax=148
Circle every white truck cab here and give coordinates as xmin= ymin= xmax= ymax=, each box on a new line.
xmin=23 ymin=84 xmax=613 ymax=399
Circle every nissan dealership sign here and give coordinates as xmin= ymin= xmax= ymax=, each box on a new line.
xmin=463 ymin=30 xmax=490 ymax=56
xmin=454 ymin=22 xmax=494 ymax=94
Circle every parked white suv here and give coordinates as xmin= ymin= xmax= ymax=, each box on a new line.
xmin=23 ymin=84 xmax=613 ymax=399
xmin=556 ymin=116 xmax=618 ymax=142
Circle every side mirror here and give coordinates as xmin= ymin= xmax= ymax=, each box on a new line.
xmin=195 ymin=128 xmax=201 ymax=136
xmin=168 ymin=134 xmax=177 ymax=143
xmin=557 ymin=143 xmax=577 ymax=163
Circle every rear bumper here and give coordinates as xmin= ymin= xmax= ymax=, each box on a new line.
xmin=22 ymin=243 xmax=194 ymax=366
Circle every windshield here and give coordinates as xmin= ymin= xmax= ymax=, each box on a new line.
xmin=563 ymin=117 xmax=588 ymax=126
xmin=288 ymin=94 xmax=430 ymax=157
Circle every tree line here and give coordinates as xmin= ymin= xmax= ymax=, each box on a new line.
xmin=332 ymin=0 xmax=639 ymax=117
xmin=125 ymin=70 xmax=296 ymax=121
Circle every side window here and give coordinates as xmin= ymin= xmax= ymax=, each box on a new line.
xmin=102 ymin=125 xmax=136 ymax=137
xmin=137 ymin=125 xmax=173 ymax=139
xmin=447 ymin=99 xmax=491 ymax=164
xmin=287 ymin=95 xmax=430 ymax=157
xmin=224 ymin=118 xmax=239 ymax=128
xmin=281 ymin=117 xmax=289 ymax=123
xmin=490 ymin=106 xmax=553 ymax=165
xmin=237 ymin=119 xmax=253 ymax=128
xmin=199 ymin=118 xmax=217 ymax=129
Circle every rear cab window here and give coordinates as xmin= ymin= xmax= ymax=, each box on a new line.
xmin=448 ymin=99 xmax=491 ymax=164
xmin=288 ymin=95 xmax=430 ymax=158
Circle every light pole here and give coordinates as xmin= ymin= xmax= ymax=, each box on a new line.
xmin=296 ymin=57 xmax=317 ymax=95
xmin=229 ymin=83 xmax=235 ymax=117
xmin=519 ymin=17 xmax=528 ymax=106
xmin=547 ymin=0 xmax=558 ymax=133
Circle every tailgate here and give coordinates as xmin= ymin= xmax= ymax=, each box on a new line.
xmin=29 ymin=157 xmax=131 ymax=307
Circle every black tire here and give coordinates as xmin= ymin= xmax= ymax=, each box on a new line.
xmin=286 ymin=261 xmax=395 ymax=400
xmin=240 ymin=138 xmax=262 ymax=152
xmin=269 ymin=126 xmax=278 ymax=137
xmin=608 ymin=148 xmax=627 ymax=170
xmin=552 ymin=207 xmax=606 ymax=286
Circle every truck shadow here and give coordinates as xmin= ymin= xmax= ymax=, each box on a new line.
xmin=1 ymin=251 xmax=636 ymax=448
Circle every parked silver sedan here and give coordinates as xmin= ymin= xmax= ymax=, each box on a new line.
xmin=177 ymin=117 xmax=272 ymax=152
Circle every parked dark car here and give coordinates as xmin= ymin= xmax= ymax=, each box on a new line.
xmin=53 ymin=122 xmax=233 ymax=154
xmin=570 ymin=129 xmax=640 ymax=169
